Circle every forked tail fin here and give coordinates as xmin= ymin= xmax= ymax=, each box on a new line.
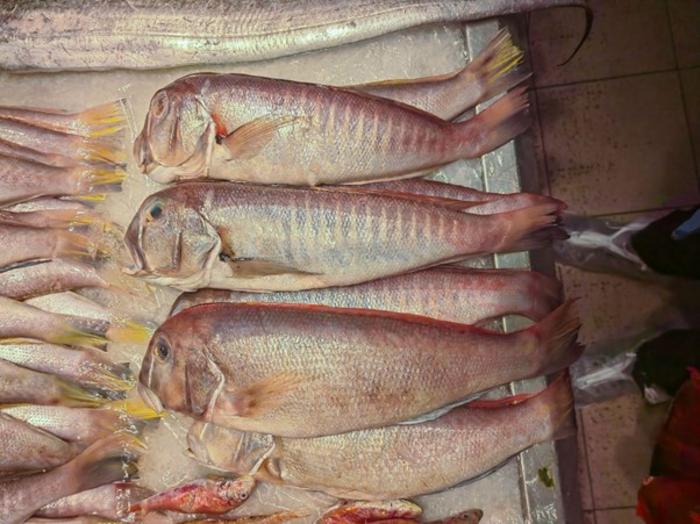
xmin=534 ymin=372 xmax=577 ymax=441
xmin=492 ymin=202 xmax=564 ymax=253
xmin=529 ymin=300 xmax=583 ymax=376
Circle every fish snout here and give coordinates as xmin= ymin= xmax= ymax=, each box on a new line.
xmin=138 ymin=382 xmax=164 ymax=413
xmin=123 ymin=218 xmax=146 ymax=275
xmin=133 ymin=130 xmax=156 ymax=174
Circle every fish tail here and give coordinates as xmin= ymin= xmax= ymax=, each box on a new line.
xmin=81 ymin=123 xmax=128 ymax=165
xmin=84 ymin=164 xmax=127 ymax=194
xmin=87 ymin=362 xmax=135 ymax=392
xmin=492 ymin=202 xmax=564 ymax=253
xmin=530 ymin=300 xmax=583 ymax=376
xmin=97 ymin=265 xmax=155 ymax=297
xmin=468 ymin=29 xmax=529 ymax=103
xmin=106 ymin=398 xmax=163 ymax=420
xmin=55 ymin=230 xmax=99 ymax=259
xmin=534 ymin=371 xmax=576 ymax=441
xmin=521 ymin=270 xmax=564 ymax=320
xmin=57 ymin=378 xmax=108 ymax=407
xmin=71 ymin=433 xmax=143 ymax=492
xmin=77 ymin=99 xmax=128 ymax=132
xmin=52 ymin=324 xmax=109 ymax=350
xmin=106 ymin=320 xmax=152 ymax=344
xmin=68 ymin=193 xmax=108 ymax=206
xmin=455 ymin=86 xmax=530 ymax=158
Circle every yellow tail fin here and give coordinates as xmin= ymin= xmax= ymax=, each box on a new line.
xmin=58 ymin=378 xmax=108 ymax=407
xmin=106 ymin=320 xmax=152 ymax=344
xmin=106 ymin=398 xmax=164 ymax=420
xmin=78 ymin=100 xmax=127 ymax=131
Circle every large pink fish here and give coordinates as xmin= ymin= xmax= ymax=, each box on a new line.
xmin=124 ymin=182 xmax=562 ymax=292
xmin=139 ymin=301 xmax=580 ymax=437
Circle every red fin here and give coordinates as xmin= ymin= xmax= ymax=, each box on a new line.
xmin=529 ymin=300 xmax=583 ymax=376
xmin=466 ymin=392 xmax=536 ymax=409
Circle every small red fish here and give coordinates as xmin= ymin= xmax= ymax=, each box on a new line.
xmin=130 ymin=476 xmax=255 ymax=515
xmin=637 ymin=476 xmax=700 ymax=524
xmin=320 ymin=500 xmax=421 ymax=524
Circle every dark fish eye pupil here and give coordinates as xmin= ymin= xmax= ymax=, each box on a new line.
xmin=150 ymin=204 xmax=163 ymax=219
xmin=157 ymin=340 xmax=169 ymax=360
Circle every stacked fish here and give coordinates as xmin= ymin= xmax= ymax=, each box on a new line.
xmin=124 ymin=29 xmax=583 ymax=523
xmin=0 ymin=103 xmax=157 ymax=523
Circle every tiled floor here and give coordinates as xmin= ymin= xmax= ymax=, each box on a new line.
xmin=527 ymin=1 xmax=699 ymax=522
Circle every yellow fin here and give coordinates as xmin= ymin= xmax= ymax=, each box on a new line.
xmin=106 ymin=321 xmax=152 ymax=344
xmin=57 ymin=378 xmax=108 ymax=407
xmin=55 ymin=230 xmax=99 ymax=259
xmin=52 ymin=326 xmax=109 ymax=349
xmin=106 ymin=399 xmax=163 ymax=420
xmin=78 ymin=99 xmax=127 ymax=130
xmin=221 ymin=115 xmax=301 ymax=160
xmin=215 ymin=372 xmax=306 ymax=418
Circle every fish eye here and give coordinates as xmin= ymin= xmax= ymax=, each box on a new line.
xmin=146 ymin=203 xmax=163 ymax=221
xmin=240 ymin=492 xmax=248 ymax=499
xmin=155 ymin=339 xmax=170 ymax=361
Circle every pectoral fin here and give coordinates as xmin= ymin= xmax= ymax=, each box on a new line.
xmin=212 ymin=372 xmax=306 ymax=418
xmin=221 ymin=115 xmax=301 ymax=160
xmin=228 ymin=258 xmax=321 ymax=278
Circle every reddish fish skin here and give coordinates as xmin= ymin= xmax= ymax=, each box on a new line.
xmin=136 ymin=73 xmax=530 ymax=185
xmin=170 ymin=267 xmax=562 ymax=323
xmin=139 ymin=300 xmax=581 ymax=438
xmin=637 ymin=476 xmax=700 ymax=524
xmin=319 ymin=500 xmax=421 ymax=524
xmin=130 ymin=477 xmax=255 ymax=515
xmin=359 ymin=178 xmax=565 ymax=215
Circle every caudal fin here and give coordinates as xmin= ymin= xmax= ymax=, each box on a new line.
xmin=71 ymin=433 xmax=143 ymax=493
xmin=55 ymin=231 xmax=100 ymax=260
xmin=530 ymin=300 xmax=583 ymax=376
xmin=494 ymin=202 xmax=564 ymax=253
xmin=456 ymin=87 xmax=530 ymax=158
xmin=77 ymin=100 xmax=128 ymax=135
xmin=534 ymin=372 xmax=577 ymax=441
xmin=80 ymin=124 xmax=128 ymax=166
xmin=467 ymin=30 xmax=529 ymax=105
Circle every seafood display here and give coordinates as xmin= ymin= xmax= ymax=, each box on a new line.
xmin=0 ymin=4 xmax=592 ymax=522
xmin=0 ymin=0 xmax=590 ymax=71
xmin=125 ymin=182 xmax=562 ymax=291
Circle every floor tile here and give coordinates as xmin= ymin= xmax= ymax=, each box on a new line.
xmin=595 ymin=507 xmax=641 ymax=523
xmin=667 ymin=0 xmax=700 ymax=69
xmin=584 ymin=510 xmax=597 ymax=524
xmin=539 ymin=72 xmax=698 ymax=215
xmin=681 ymin=67 xmax=700 ymax=176
xmin=576 ymin=409 xmax=595 ymax=510
xmin=581 ymin=394 xmax=667 ymax=509
xmin=528 ymin=0 xmax=675 ymax=87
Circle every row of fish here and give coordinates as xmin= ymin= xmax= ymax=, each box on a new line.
xmin=121 ymin=12 xmax=584 ymax=520
xmin=0 ymin=100 xmax=160 ymax=523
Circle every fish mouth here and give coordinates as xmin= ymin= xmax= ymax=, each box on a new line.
xmin=137 ymin=382 xmax=164 ymax=413
xmin=133 ymin=130 xmax=156 ymax=174
xmin=123 ymin=217 xmax=147 ymax=275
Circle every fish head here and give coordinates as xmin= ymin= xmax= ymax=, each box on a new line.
xmin=187 ymin=421 xmax=275 ymax=476
xmin=223 ymin=475 xmax=256 ymax=504
xmin=139 ymin=307 xmax=223 ymax=417
xmin=135 ymin=81 xmax=214 ymax=178
xmin=124 ymin=192 xmax=220 ymax=281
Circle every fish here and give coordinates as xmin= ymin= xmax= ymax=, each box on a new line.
xmin=429 ymin=510 xmax=484 ymax=524
xmin=2 ymin=400 xmax=160 ymax=446
xmin=0 ymin=198 xmax=98 ymax=229
xmin=0 ymin=296 xmax=146 ymax=348
xmin=26 ymin=517 xmax=120 ymax=524
xmin=170 ymin=266 xmax=562 ymax=324
xmin=124 ymin=181 xmax=562 ymax=292
xmin=0 ymin=412 xmax=78 ymax=473
xmin=0 ymin=100 xmax=127 ymax=137
xmin=0 ymin=138 xmax=79 ymax=168
xmin=0 ymin=154 xmax=125 ymax=206
xmin=186 ymin=374 xmax=575 ymax=499
xmin=0 ymin=259 xmax=109 ymax=300
xmin=180 ymin=511 xmax=307 ymax=524
xmin=0 ymin=117 xmax=126 ymax=166
xmin=130 ymin=476 xmax=256 ymax=515
xmin=0 ymin=340 xmax=133 ymax=391
xmin=0 ymin=1 xmax=591 ymax=71
xmin=135 ymin=73 xmax=530 ymax=185
xmin=0 ymin=224 xmax=97 ymax=271
xmin=0 ymin=433 xmax=142 ymax=524
xmin=348 ymin=30 xmax=526 ymax=121
xmin=140 ymin=300 xmax=580 ymax=437
xmin=357 ymin=178 xmax=565 ymax=215
xmin=637 ymin=476 xmax=700 ymax=524
xmin=35 ymin=481 xmax=154 ymax=519
xmin=0 ymin=359 xmax=104 ymax=407
xmin=319 ymin=500 xmax=422 ymax=524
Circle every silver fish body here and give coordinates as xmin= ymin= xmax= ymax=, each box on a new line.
xmin=35 ymin=482 xmax=152 ymax=519
xmin=170 ymin=267 xmax=562 ymax=323
xmin=0 ymin=1 xmax=588 ymax=71
xmin=187 ymin=375 xmax=574 ymax=499
xmin=0 ymin=259 xmax=108 ymax=300
xmin=125 ymin=182 xmax=560 ymax=292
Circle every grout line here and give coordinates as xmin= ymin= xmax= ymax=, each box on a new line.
xmin=677 ymin=69 xmax=700 ymax=189
xmin=584 ymin=202 xmax=700 ymax=220
xmin=578 ymin=412 xmax=599 ymax=514
xmin=593 ymin=506 xmax=638 ymax=512
xmin=536 ymin=67 xmax=678 ymax=91
xmin=532 ymin=87 xmax=552 ymax=196
xmin=663 ymin=0 xmax=680 ymax=70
